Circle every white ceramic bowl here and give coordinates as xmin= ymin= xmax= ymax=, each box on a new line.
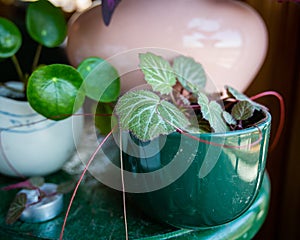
xmin=0 ymin=83 xmax=84 ymax=177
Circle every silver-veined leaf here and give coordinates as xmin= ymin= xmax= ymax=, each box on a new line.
xmin=139 ymin=53 xmax=176 ymax=95
xmin=6 ymin=193 xmax=27 ymax=225
xmin=222 ymin=111 xmax=237 ymax=125
xmin=197 ymin=93 xmax=228 ymax=133
xmin=115 ymin=90 xmax=190 ymax=141
xmin=173 ymin=55 xmax=206 ymax=93
xmin=226 ymin=86 xmax=262 ymax=111
xmin=232 ymin=100 xmax=255 ymax=120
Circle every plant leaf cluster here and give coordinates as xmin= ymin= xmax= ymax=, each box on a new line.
xmin=0 ymin=0 xmax=120 ymax=121
xmin=116 ymin=52 xmax=264 ymax=142
xmin=2 ymin=177 xmax=75 ymax=225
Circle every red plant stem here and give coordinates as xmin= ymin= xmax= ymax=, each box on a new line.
xmin=59 ymin=128 xmax=115 ymax=240
xmin=119 ymin=131 xmax=128 ymax=240
xmin=1 ymin=180 xmax=32 ymax=191
xmin=250 ymin=91 xmax=285 ymax=152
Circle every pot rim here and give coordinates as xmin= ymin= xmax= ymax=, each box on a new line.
xmin=0 ymin=81 xmax=29 ymax=107
xmin=175 ymin=110 xmax=271 ymax=138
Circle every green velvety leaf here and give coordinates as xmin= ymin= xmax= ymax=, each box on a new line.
xmin=6 ymin=193 xmax=27 ymax=225
xmin=56 ymin=181 xmax=75 ymax=194
xmin=232 ymin=100 xmax=255 ymax=120
xmin=198 ymin=93 xmax=228 ymax=133
xmin=27 ymin=64 xmax=85 ymax=120
xmin=139 ymin=53 xmax=176 ymax=95
xmin=222 ymin=111 xmax=237 ymax=125
xmin=29 ymin=177 xmax=45 ymax=188
xmin=115 ymin=90 xmax=190 ymax=141
xmin=173 ymin=55 xmax=206 ymax=93
xmin=0 ymin=17 xmax=22 ymax=58
xmin=77 ymin=57 xmax=120 ymax=102
xmin=26 ymin=0 xmax=67 ymax=47
xmin=226 ymin=86 xmax=262 ymax=111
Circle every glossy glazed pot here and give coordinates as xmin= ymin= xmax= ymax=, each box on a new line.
xmin=0 ymin=83 xmax=84 ymax=177
xmin=123 ymin=111 xmax=271 ymax=228
xmin=67 ymin=0 xmax=268 ymax=93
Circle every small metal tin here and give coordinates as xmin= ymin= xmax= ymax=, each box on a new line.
xmin=18 ymin=183 xmax=63 ymax=223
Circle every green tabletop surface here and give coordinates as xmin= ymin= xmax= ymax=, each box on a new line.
xmin=0 ymin=171 xmax=270 ymax=240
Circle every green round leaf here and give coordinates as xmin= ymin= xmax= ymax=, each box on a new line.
xmin=27 ymin=64 xmax=84 ymax=120
xmin=95 ymin=102 xmax=115 ymax=135
xmin=77 ymin=57 xmax=120 ymax=102
xmin=26 ymin=0 xmax=67 ymax=47
xmin=0 ymin=17 xmax=22 ymax=58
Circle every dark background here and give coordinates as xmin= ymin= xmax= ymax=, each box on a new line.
xmin=241 ymin=1 xmax=300 ymax=239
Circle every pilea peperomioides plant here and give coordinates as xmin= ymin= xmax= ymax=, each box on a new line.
xmin=0 ymin=0 xmax=120 ymax=121
xmin=115 ymin=52 xmax=267 ymax=141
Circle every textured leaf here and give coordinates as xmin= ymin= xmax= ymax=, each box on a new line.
xmin=183 ymin=125 xmax=208 ymax=134
xmin=26 ymin=0 xmax=67 ymax=47
xmin=222 ymin=111 xmax=237 ymax=125
xmin=6 ymin=193 xmax=27 ymax=225
xmin=0 ymin=17 xmax=22 ymax=58
xmin=232 ymin=101 xmax=255 ymax=120
xmin=173 ymin=55 xmax=206 ymax=93
xmin=139 ymin=53 xmax=176 ymax=95
xmin=115 ymin=90 xmax=190 ymax=141
xmin=226 ymin=86 xmax=262 ymax=111
xmin=77 ymin=57 xmax=120 ymax=102
xmin=197 ymin=93 xmax=228 ymax=133
xmin=29 ymin=177 xmax=45 ymax=188
xmin=27 ymin=64 xmax=85 ymax=120
xmin=56 ymin=181 xmax=75 ymax=194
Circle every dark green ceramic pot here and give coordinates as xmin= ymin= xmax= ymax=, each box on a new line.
xmin=123 ymin=111 xmax=271 ymax=229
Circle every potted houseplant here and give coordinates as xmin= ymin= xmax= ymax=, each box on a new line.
xmin=0 ymin=0 xmax=120 ymax=177
xmin=112 ymin=52 xmax=272 ymax=228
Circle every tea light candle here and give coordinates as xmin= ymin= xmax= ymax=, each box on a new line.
xmin=18 ymin=183 xmax=63 ymax=223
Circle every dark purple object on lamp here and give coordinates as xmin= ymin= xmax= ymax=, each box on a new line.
xmin=102 ymin=0 xmax=121 ymax=26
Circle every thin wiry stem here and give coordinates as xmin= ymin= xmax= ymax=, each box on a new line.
xmin=250 ymin=91 xmax=285 ymax=152
xmin=59 ymin=128 xmax=115 ymax=240
xmin=119 ymin=132 xmax=129 ymax=240
xmin=11 ymin=55 xmax=25 ymax=83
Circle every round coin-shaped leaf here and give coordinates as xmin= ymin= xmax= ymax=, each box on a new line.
xmin=27 ymin=64 xmax=84 ymax=120
xmin=26 ymin=0 xmax=67 ymax=47
xmin=0 ymin=17 xmax=22 ymax=58
xmin=77 ymin=57 xmax=120 ymax=102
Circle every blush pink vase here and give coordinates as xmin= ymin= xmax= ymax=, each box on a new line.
xmin=66 ymin=0 xmax=268 ymax=92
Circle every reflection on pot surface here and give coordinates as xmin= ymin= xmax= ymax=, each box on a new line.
xmin=123 ymin=112 xmax=271 ymax=228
